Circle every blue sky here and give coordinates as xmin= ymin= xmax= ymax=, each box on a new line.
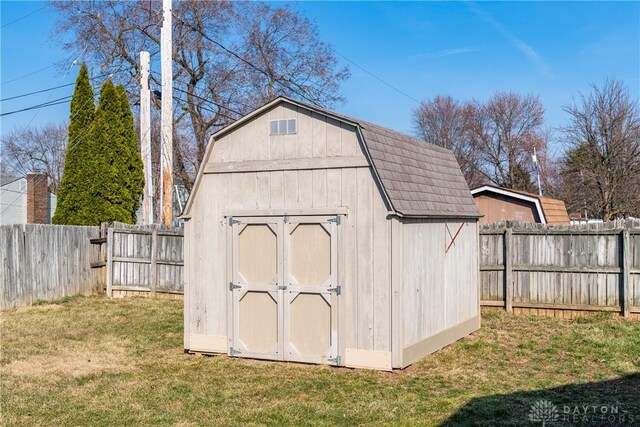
xmin=1 ymin=1 xmax=639 ymax=155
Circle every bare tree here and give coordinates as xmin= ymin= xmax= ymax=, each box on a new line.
xmin=468 ymin=92 xmax=546 ymax=191
xmin=412 ymin=96 xmax=483 ymax=187
xmin=557 ymin=79 xmax=640 ymax=221
xmin=51 ymin=1 xmax=349 ymax=190
xmin=1 ymin=123 xmax=68 ymax=192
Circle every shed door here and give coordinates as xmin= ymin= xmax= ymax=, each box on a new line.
xmin=230 ymin=215 xmax=339 ymax=364
xmin=284 ymin=217 xmax=339 ymax=365
xmin=230 ymin=218 xmax=284 ymax=360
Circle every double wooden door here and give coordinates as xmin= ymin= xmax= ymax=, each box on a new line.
xmin=229 ymin=216 xmax=339 ymax=365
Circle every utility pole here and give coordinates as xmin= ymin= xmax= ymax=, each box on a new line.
xmin=532 ymin=147 xmax=542 ymax=196
xmin=140 ymin=51 xmax=154 ymax=224
xmin=160 ymin=0 xmax=173 ymax=225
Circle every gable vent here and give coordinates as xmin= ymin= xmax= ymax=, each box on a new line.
xmin=270 ymin=119 xmax=297 ymax=135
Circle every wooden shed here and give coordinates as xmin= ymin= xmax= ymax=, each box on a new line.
xmin=471 ymin=185 xmax=570 ymax=225
xmin=181 ymin=97 xmax=481 ymax=370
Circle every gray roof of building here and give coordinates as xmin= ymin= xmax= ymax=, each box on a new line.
xmin=0 ymin=176 xmax=21 ymax=187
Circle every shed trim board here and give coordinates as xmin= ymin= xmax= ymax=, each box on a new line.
xmin=402 ymin=315 xmax=480 ymax=367
xmin=204 ymin=156 xmax=369 ymax=173
xmin=223 ymin=207 xmax=350 ymax=218
xmin=471 ymin=185 xmax=546 ymax=224
xmin=183 ymin=97 xmax=480 ymax=370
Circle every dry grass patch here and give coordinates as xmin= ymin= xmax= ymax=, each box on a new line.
xmin=1 ymin=297 xmax=639 ymax=426
xmin=4 ymin=336 xmax=128 ymax=378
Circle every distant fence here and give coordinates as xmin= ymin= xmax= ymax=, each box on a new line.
xmin=480 ymin=219 xmax=640 ymax=318
xmin=94 ymin=222 xmax=184 ymax=299
xmin=0 ymin=224 xmax=102 ymax=310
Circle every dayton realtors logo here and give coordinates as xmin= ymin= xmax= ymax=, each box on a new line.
xmin=528 ymin=400 xmax=635 ymax=425
xmin=528 ymin=400 xmax=559 ymax=425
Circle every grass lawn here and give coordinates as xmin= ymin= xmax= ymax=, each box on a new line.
xmin=1 ymin=296 xmax=639 ymax=426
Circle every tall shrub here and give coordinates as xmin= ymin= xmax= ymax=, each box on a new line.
xmin=52 ymin=63 xmax=95 ymax=224
xmin=86 ymin=81 xmax=143 ymax=224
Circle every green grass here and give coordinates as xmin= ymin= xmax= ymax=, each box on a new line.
xmin=1 ymin=297 xmax=639 ymax=426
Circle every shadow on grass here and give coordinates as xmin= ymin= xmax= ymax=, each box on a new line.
xmin=441 ymin=373 xmax=640 ymax=426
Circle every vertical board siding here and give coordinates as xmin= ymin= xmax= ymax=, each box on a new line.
xmin=401 ymin=220 xmax=479 ymax=347
xmin=207 ymin=104 xmax=361 ymax=165
xmin=0 ymin=224 xmax=102 ymax=310
xmin=480 ymin=220 xmax=640 ymax=315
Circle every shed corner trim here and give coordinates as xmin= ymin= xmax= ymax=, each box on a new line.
xmin=344 ymin=349 xmax=392 ymax=371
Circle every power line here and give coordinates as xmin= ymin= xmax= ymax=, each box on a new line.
xmin=0 ymin=68 xmax=135 ymax=116
xmin=171 ymin=12 xmax=323 ymax=108
xmin=149 ymin=69 xmax=244 ymax=117
xmin=1 ymin=63 xmax=57 ymax=86
xmin=332 ymin=49 xmax=421 ymax=105
xmin=1 ymin=5 xmax=46 ymax=29
xmin=0 ymin=97 xmax=73 ymax=117
xmin=0 ymin=70 xmax=130 ymax=103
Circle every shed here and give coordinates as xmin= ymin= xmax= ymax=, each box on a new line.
xmin=181 ymin=97 xmax=481 ymax=370
xmin=471 ymin=185 xmax=570 ymax=225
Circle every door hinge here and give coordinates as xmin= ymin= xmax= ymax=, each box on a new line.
xmin=328 ymin=285 xmax=341 ymax=295
xmin=228 ymin=217 xmax=240 ymax=226
xmin=327 ymin=355 xmax=341 ymax=365
xmin=283 ymin=214 xmax=289 ymax=223
xmin=229 ymin=347 xmax=241 ymax=356
xmin=229 ymin=282 xmax=241 ymax=291
xmin=328 ymin=215 xmax=341 ymax=225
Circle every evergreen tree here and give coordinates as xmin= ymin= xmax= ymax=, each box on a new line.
xmin=52 ymin=64 xmax=95 ymax=224
xmin=85 ymin=80 xmax=144 ymax=224
xmin=115 ymin=84 xmax=144 ymax=223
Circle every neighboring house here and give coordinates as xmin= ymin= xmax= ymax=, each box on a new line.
xmin=181 ymin=96 xmax=481 ymax=370
xmin=0 ymin=173 xmax=57 ymax=225
xmin=471 ymin=185 xmax=570 ymax=225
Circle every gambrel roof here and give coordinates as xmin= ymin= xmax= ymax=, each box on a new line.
xmin=184 ymin=97 xmax=480 ymax=219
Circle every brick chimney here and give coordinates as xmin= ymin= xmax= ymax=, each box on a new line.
xmin=26 ymin=172 xmax=49 ymax=224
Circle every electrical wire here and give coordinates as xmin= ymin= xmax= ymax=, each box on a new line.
xmin=171 ymin=12 xmax=323 ymax=108
xmin=1 ymin=5 xmax=46 ymax=28
xmin=0 ymin=69 xmax=133 ymax=103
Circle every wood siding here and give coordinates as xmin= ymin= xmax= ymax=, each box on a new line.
xmin=400 ymin=219 xmax=479 ymax=348
xmin=185 ymin=104 xmax=393 ymax=354
xmin=474 ymin=193 xmax=540 ymax=224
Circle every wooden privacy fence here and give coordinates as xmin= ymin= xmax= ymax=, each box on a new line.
xmin=96 ymin=223 xmax=184 ymax=298
xmin=480 ymin=220 xmax=640 ymax=317
xmin=0 ymin=224 xmax=102 ymax=310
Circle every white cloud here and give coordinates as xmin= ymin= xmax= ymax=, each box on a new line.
xmin=467 ymin=1 xmax=553 ymax=78
xmin=411 ymin=48 xmax=478 ymax=61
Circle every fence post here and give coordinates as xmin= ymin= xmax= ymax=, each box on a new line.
xmin=505 ymin=227 xmax=513 ymax=312
xmin=622 ymin=228 xmax=631 ymax=317
xmin=150 ymin=229 xmax=158 ymax=296
xmin=106 ymin=228 xmax=114 ymax=298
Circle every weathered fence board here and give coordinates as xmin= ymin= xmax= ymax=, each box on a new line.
xmin=0 ymin=224 xmax=102 ymax=309
xmin=103 ymin=224 xmax=184 ymax=297
xmin=480 ymin=219 xmax=640 ymax=317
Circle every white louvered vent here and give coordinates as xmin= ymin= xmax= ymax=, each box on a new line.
xmin=270 ymin=119 xmax=297 ymax=135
